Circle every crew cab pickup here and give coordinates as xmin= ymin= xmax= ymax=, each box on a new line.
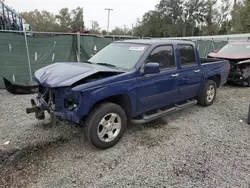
xmin=26 ymin=39 xmax=230 ymax=149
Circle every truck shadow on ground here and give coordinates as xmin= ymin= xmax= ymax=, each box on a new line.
xmin=0 ymin=116 xmax=177 ymax=187
xmin=224 ymin=81 xmax=249 ymax=88
xmin=127 ymin=117 xmax=180 ymax=148
xmin=0 ymin=117 xmax=172 ymax=164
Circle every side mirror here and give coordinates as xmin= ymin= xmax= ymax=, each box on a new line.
xmin=143 ymin=62 xmax=160 ymax=75
xmin=214 ymin=49 xmax=219 ymax=53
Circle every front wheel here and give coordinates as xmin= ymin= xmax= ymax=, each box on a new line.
xmin=83 ymin=102 xmax=127 ymax=149
xmin=198 ymin=80 xmax=217 ymax=106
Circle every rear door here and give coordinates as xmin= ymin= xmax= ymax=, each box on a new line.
xmin=177 ymin=44 xmax=202 ymax=101
xmin=136 ymin=45 xmax=181 ymax=114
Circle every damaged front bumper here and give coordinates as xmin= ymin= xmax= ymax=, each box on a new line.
xmin=227 ymin=71 xmax=243 ymax=82
xmin=26 ymin=98 xmax=57 ymax=126
xmin=227 ymin=70 xmax=250 ymax=83
xmin=228 ymin=61 xmax=250 ymax=83
xmin=26 ymin=88 xmax=81 ymax=126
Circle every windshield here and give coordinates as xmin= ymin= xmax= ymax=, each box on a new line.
xmin=218 ymin=43 xmax=250 ymax=55
xmin=88 ymin=42 xmax=148 ymax=70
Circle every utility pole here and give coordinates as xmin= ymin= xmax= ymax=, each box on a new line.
xmin=82 ymin=7 xmax=84 ymax=31
xmin=123 ymin=25 xmax=127 ymax=36
xmin=132 ymin=23 xmax=134 ymax=36
xmin=90 ymin=20 xmax=95 ymax=34
xmin=105 ymin=8 xmax=113 ymax=35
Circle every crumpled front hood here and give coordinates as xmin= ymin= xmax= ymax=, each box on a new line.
xmin=34 ymin=62 xmax=122 ymax=87
xmin=208 ymin=52 xmax=250 ymax=60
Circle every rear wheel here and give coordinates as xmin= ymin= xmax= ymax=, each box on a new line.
xmin=198 ymin=80 xmax=217 ymax=106
xmin=83 ymin=102 xmax=127 ymax=149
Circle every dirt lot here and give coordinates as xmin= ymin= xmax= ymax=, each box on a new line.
xmin=0 ymin=85 xmax=250 ymax=188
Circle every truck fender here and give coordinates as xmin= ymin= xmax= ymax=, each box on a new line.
xmin=76 ymin=83 xmax=137 ymax=119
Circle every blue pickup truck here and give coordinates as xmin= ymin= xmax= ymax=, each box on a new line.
xmin=26 ymin=39 xmax=230 ymax=149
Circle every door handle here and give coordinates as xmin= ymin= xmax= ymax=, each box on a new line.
xmin=171 ymin=73 xmax=179 ymax=78
xmin=194 ymin=69 xmax=200 ymax=73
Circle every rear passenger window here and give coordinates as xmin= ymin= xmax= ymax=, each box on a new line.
xmin=178 ymin=44 xmax=197 ymax=66
xmin=146 ymin=45 xmax=175 ymax=69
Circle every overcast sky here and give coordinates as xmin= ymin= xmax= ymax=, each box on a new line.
xmin=5 ymin=0 xmax=160 ymax=30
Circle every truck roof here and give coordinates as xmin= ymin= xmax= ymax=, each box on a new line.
xmin=115 ymin=39 xmax=195 ymax=45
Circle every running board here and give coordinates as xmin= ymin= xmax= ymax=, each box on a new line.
xmin=131 ymin=100 xmax=197 ymax=124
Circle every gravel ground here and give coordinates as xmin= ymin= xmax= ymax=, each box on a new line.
xmin=1 ymin=85 xmax=250 ymax=188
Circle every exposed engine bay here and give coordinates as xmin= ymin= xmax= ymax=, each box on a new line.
xmin=71 ymin=71 xmax=122 ymax=87
xmin=38 ymin=71 xmax=122 ymax=105
xmin=26 ymin=70 xmax=123 ymax=125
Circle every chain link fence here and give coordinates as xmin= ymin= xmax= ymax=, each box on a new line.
xmin=1 ymin=30 xmax=250 ymax=88
xmin=0 ymin=30 xmax=140 ymax=88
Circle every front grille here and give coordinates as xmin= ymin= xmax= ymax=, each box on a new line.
xmin=38 ymin=86 xmax=73 ymax=112
xmin=54 ymin=87 xmax=72 ymax=111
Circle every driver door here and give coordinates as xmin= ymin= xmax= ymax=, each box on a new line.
xmin=136 ymin=45 xmax=181 ymax=114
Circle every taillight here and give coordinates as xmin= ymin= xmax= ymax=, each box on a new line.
xmin=228 ymin=63 xmax=231 ymax=71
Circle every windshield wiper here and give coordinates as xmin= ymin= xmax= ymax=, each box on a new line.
xmin=84 ymin=61 xmax=93 ymax=64
xmin=96 ymin=63 xmax=116 ymax=68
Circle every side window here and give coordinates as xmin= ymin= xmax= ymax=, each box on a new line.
xmin=146 ymin=45 xmax=175 ymax=69
xmin=178 ymin=44 xmax=197 ymax=66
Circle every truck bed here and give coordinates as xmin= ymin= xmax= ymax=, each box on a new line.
xmin=199 ymin=57 xmax=229 ymax=87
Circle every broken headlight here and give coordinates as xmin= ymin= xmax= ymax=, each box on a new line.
xmin=64 ymin=98 xmax=78 ymax=111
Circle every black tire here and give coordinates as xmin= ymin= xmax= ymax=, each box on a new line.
xmin=198 ymin=79 xmax=217 ymax=106
xmin=83 ymin=102 xmax=127 ymax=149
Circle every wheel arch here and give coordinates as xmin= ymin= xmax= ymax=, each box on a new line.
xmin=208 ymin=74 xmax=221 ymax=88
xmin=88 ymin=94 xmax=132 ymax=119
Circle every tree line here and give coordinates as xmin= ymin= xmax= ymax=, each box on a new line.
xmin=20 ymin=7 xmax=133 ymax=35
xmin=20 ymin=7 xmax=85 ymax=32
xmin=133 ymin=0 xmax=250 ymax=37
xmin=19 ymin=0 xmax=250 ymax=37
